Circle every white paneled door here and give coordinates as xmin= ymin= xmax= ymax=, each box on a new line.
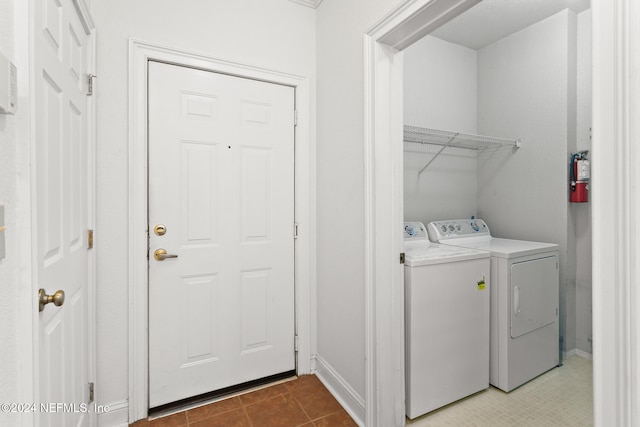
xmin=148 ymin=61 xmax=295 ymax=407
xmin=34 ymin=0 xmax=93 ymax=426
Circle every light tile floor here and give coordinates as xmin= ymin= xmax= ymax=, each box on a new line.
xmin=407 ymin=356 xmax=593 ymax=427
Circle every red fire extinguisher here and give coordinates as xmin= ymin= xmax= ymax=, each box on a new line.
xmin=570 ymin=151 xmax=589 ymax=203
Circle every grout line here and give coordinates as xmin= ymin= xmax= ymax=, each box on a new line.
xmin=157 ymin=376 xmax=297 ymax=422
xmin=308 ymin=408 xmax=346 ymax=423
xmin=148 ymin=375 xmax=338 ymax=427
xmin=289 ymin=389 xmax=314 ymax=425
xmin=242 ymin=404 xmax=253 ymax=427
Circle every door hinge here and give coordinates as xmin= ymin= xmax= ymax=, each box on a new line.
xmin=294 ymin=222 xmax=299 ymax=239
xmin=87 ymin=74 xmax=97 ymax=96
xmin=400 ymin=252 xmax=405 ymax=264
xmin=88 ymin=382 xmax=94 ymax=403
xmin=294 ymin=110 xmax=298 ymax=127
xmin=87 ymin=229 xmax=94 ymax=249
xmin=295 ymin=335 xmax=299 ymax=351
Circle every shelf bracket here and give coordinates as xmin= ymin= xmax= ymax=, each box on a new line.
xmin=418 ymin=133 xmax=458 ymax=176
xmin=404 ymin=125 xmax=521 ymax=177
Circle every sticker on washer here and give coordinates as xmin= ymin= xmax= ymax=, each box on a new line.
xmin=477 ymin=279 xmax=486 ymax=290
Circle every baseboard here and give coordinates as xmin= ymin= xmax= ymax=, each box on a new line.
xmin=574 ymin=348 xmax=593 ymax=360
xmin=564 ymin=348 xmax=593 ymax=361
xmin=313 ymin=355 xmax=365 ymax=427
xmin=97 ymin=400 xmax=128 ymax=427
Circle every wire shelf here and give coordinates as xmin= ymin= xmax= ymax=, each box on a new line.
xmin=404 ymin=125 xmax=521 ymax=150
xmin=403 ymin=125 xmax=521 ymax=175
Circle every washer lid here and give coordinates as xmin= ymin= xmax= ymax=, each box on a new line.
xmin=404 ymin=243 xmax=489 ymax=266
xmin=445 ymin=236 xmax=559 ymax=259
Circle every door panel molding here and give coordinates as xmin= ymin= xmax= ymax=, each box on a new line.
xmin=147 ymin=62 xmax=295 ymax=407
xmin=128 ymin=39 xmax=315 ymax=422
xmin=27 ymin=0 xmax=97 ymax=426
xmin=70 ymin=0 xmax=95 ymax=35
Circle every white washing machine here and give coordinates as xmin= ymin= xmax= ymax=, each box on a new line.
xmin=403 ymin=222 xmax=490 ymax=419
xmin=427 ymin=219 xmax=560 ymax=392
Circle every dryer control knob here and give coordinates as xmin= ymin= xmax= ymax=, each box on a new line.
xmin=405 ymin=225 xmax=415 ymax=237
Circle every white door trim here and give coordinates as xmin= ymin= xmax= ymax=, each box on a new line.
xmin=128 ymin=39 xmax=315 ymax=422
xmin=16 ymin=2 xmax=34 ymax=425
xmin=363 ymin=2 xmax=482 ymax=425
xmin=591 ymin=1 xmax=639 ymax=425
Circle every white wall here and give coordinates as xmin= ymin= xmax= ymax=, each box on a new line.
xmin=0 ymin=1 xmax=19 ymax=424
xmin=91 ymin=1 xmax=316 ymax=423
xmin=574 ymin=9 xmax=592 ymax=354
xmin=403 ymin=36 xmax=478 ymax=223
xmin=315 ymin=0 xmax=399 ymax=408
xmin=404 ymin=36 xmax=477 ymax=133
xmin=477 ymin=10 xmax=577 ymax=353
xmin=0 ymin=0 xmax=33 ymax=424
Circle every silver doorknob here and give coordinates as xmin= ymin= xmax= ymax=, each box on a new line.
xmin=154 ymin=248 xmax=179 ymax=261
xmin=39 ymin=288 xmax=65 ymax=312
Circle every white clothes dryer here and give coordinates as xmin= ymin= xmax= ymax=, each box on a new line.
xmin=427 ymin=219 xmax=560 ymax=392
xmin=403 ymin=222 xmax=490 ymax=419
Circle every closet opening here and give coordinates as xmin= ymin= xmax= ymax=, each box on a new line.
xmin=401 ymin=0 xmax=593 ymax=424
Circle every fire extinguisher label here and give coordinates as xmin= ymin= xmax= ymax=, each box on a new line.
xmin=577 ymin=160 xmax=590 ymax=180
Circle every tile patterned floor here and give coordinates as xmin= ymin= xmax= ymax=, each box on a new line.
xmin=130 ymin=375 xmax=357 ymax=427
xmin=407 ymin=356 xmax=593 ymax=427
xmin=131 ymin=356 xmax=592 ymax=427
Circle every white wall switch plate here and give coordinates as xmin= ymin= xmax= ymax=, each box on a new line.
xmin=0 ymin=206 xmax=5 ymax=260
xmin=0 ymin=52 xmax=17 ymax=114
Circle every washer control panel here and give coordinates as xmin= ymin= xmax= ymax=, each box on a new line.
xmin=404 ymin=222 xmax=428 ymax=240
xmin=427 ymin=219 xmax=490 ymax=242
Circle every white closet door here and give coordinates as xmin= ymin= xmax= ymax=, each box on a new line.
xmin=34 ymin=0 xmax=92 ymax=425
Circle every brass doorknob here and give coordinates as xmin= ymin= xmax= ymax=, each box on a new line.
xmin=154 ymin=248 xmax=179 ymax=261
xmin=39 ymin=288 xmax=65 ymax=312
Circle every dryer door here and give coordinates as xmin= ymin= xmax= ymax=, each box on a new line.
xmin=510 ymin=256 xmax=558 ymax=338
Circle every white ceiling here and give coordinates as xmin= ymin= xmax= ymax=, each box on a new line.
xmin=430 ymin=0 xmax=590 ymax=50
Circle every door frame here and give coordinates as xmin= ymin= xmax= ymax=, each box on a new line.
xmin=363 ymin=2 xmax=481 ymax=424
xmin=364 ymin=0 xmax=637 ymax=426
xmin=128 ymin=39 xmax=315 ymax=422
